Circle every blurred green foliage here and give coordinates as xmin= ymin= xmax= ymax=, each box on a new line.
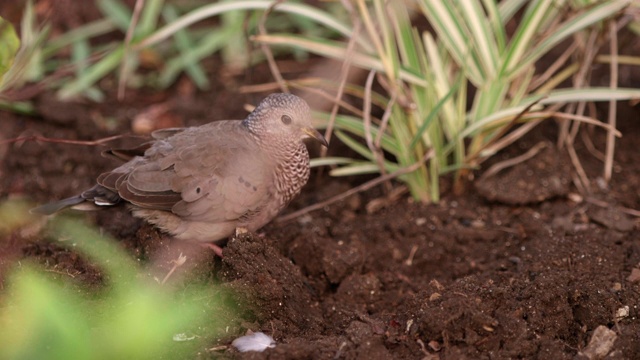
xmin=0 ymin=14 xmax=20 ymax=85
xmin=0 ymin=213 xmax=235 ymax=359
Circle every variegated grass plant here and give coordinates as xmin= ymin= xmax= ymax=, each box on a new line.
xmin=251 ymin=0 xmax=640 ymax=202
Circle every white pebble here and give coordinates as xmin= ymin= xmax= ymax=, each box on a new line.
xmin=232 ymin=332 xmax=276 ymax=352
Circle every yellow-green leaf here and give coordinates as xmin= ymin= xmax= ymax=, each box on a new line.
xmin=0 ymin=16 xmax=20 ymax=85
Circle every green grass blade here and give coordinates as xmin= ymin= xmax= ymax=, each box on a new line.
xmin=0 ymin=15 xmax=21 ymax=83
xmin=138 ymin=0 xmax=165 ymax=36
xmin=162 ymin=4 xmax=209 ymax=89
xmin=460 ymin=0 xmax=499 ymax=78
xmin=98 ymin=0 xmax=132 ymax=31
xmin=515 ymin=0 xmax=632 ymax=76
xmin=409 ymin=74 xmax=462 ymax=149
xmin=255 ymin=34 xmax=428 ymax=87
xmin=418 ymin=0 xmax=483 ymax=84
xmin=138 ymin=1 xmax=366 ymax=51
xmin=58 ymin=46 xmax=123 ymax=99
xmin=43 ymin=19 xmax=116 ymax=59
xmin=330 ymin=163 xmax=388 ymax=177
xmin=533 ymin=87 xmax=640 ymax=104
xmin=310 ymin=157 xmax=360 ymax=168
xmin=501 ymin=0 xmax=553 ymax=75
xmin=159 ymin=28 xmax=229 ymax=88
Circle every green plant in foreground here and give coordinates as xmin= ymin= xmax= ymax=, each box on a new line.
xmin=252 ymin=0 xmax=640 ymax=202
xmin=0 ymin=205 xmax=235 ymax=360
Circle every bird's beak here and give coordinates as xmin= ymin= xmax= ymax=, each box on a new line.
xmin=302 ymin=127 xmax=329 ymax=147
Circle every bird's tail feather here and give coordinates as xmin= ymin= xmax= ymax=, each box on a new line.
xmin=30 ymin=196 xmax=86 ymax=215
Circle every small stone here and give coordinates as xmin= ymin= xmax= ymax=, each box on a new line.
xmin=578 ymin=325 xmax=616 ymax=360
xmin=232 ymin=332 xmax=276 ymax=352
xmin=428 ymin=340 xmax=441 ymax=352
xmin=615 ymin=306 xmax=629 ymax=320
xmin=611 ymin=282 xmax=622 ymax=292
xmin=626 ymin=268 xmax=640 ymax=283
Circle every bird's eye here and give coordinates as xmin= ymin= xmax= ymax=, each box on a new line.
xmin=281 ymin=115 xmax=292 ymax=125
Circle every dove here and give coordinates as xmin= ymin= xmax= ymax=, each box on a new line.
xmin=32 ymin=93 xmax=328 ymax=254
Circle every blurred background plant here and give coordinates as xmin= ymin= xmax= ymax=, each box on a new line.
xmin=0 ymin=0 xmax=346 ymax=107
xmin=0 ymin=200 xmax=235 ymax=359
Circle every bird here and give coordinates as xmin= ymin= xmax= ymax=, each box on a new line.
xmin=31 ymin=93 xmax=328 ymax=254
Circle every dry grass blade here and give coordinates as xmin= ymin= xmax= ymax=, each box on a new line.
xmin=0 ymin=134 xmax=140 ymax=147
xmin=557 ymin=30 xmax=599 ymax=149
xmin=478 ymin=142 xmax=548 ymax=181
xmin=562 ymin=29 xmax=600 ymax=192
xmin=321 ymin=20 xmax=361 ymax=159
xmin=529 ymin=42 xmax=578 ymax=91
xmin=241 ymin=80 xmax=366 ymax=118
xmin=362 ymin=69 xmax=391 ymax=192
xmin=117 ymin=0 xmax=145 ymax=100
xmin=466 ymin=98 xmax=543 ymax=165
xmin=585 ymin=197 xmax=640 ymax=218
xmin=257 ymin=0 xmax=288 ymax=94
xmin=604 ymin=21 xmax=618 ymax=182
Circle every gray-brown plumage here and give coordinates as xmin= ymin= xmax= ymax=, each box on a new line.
xmin=32 ymin=93 xmax=328 ymax=243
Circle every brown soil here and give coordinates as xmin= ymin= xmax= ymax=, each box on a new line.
xmin=2 ymin=71 xmax=639 ymax=359
xmin=1 ymin=24 xmax=640 ymax=360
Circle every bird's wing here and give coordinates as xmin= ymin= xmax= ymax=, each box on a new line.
xmin=100 ymin=126 xmax=185 ymax=162
xmin=99 ymin=121 xmax=272 ymax=223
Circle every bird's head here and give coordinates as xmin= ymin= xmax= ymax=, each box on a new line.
xmin=244 ymin=93 xmax=328 ymax=148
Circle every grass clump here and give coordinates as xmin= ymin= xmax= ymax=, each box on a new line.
xmin=254 ymin=0 xmax=640 ymax=202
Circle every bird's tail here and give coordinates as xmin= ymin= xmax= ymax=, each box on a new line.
xmin=30 ymin=195 xmax=87 ymax=215
xmin=30 ymin=185 xmax=121 ymax=215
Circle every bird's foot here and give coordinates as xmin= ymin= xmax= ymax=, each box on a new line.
xmin=201 ymin=243 xmax=224 ymax=258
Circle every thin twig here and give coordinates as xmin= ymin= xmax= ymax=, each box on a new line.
xmin=604 ymin=21 xmax=618 ymax=182
xmin=0 ymin=134 xmax=139 ymax=147
xmin=363 ymin=70 xmax=377 ymax=151
xmin=479 ymin=142 xmax=548 ymax=181
xmin=585 ymin=197 xmax=640 ymax=218
xmin=529 ymin=111 xmax=621 ymax=136
xmin=477 ymin=120 xmax=544 ymax=166
xmin=320 ymin=20 xmax=362 ymax=160
xmin=117 ymin=0 xmax=145 ymax=100
xmin=161 ymin=252 xmax=187 ymax=285
xmin=277 ymin=149 xmax=434 ymax=223
xmin=241 ymin=80 xmax=366 ymax=118
xmin=375 ymin=88 xmax=397 ymax=149
xmin=567 ymin=142 xmax=591 ymax=193
xmin=529 ymin=42 xmax=578 ymax=91
xmin=563 ymin=29 xmax=600 ymax=192
xmin=404 ymin=245 xmax=419 ymax=266
xmin=257 ymin=0 xmax=288 ymax=93
xmin=580 ymin=103 xmax=606 ymax=162
xmin=558 ymin=30 xmax=599 ymax=149
xmin=466 ymin=97 xmax=543 ymax=165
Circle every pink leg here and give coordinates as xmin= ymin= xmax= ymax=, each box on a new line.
xmin=202 ymin=242 xmax=224 ymax=257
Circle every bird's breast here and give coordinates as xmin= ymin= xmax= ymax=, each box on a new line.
xmin=273 ymin=144 xmax=310 ymax=208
